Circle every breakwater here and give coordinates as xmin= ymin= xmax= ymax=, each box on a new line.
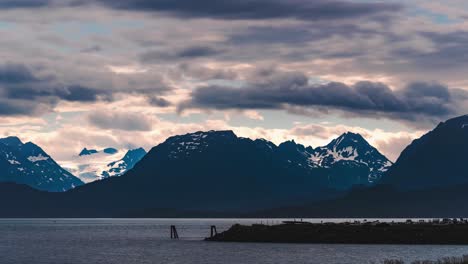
xmin=206 ymin=219 xmax=468 ymax=244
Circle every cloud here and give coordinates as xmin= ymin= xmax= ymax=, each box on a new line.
xmin=148 ymin=96 xmax=171 ymax=107
xmin=179 ymin=70 xmax=468 ymax=124
xmin=392 ymin=31 xmax=468 ymax=69
xmin=0 ymin=63 xmax=115 ymax=116
xmin=0 ymin=62 xmax=173 ymax=116
xmin=0 ymin=63 xmax=38 ymax=84
xmin=170 ymin=63 xmax=239 ymax=81
xmin=81 ymin=45 xmax=102 ymax=53
xmin=140 ymin=46 xmax=223 ymax=63
xmin=373 ymin=134 xmax=417 ymax=162
xmin=94 ymin=0 xmax=402 ymax=21
xmin=86 ymin=110 xmax=154 ymax=131
xmin=0 ymin=0 xmax=51 ymax=9
xmin=227 ymin=24 xmax=378 ymax=46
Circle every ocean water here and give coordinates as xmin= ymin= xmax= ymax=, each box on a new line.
xmin=0 ymin=218 xmax=467 ymax=264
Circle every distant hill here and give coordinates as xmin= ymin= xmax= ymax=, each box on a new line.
xmin=0 ymin=137 xmax=83 ymax=192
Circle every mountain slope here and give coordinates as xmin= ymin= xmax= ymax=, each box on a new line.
xmin=62 ymin=131 xmax=337 ymax=214
xmin=0 ymin=137 xmax=84 ymax=192
xmin=382 ymin=115 xmax=468 ymax=190
xmin=67 ymin=147 xmax=146 ymax=183
xmin=311 ymin=132 xmax=392 ymax=188
xmin=61 ymin=130 xmax=390 ymax=214
xmin=101 ymin=148 xmax=147 ymax=178
xmin=275 ymin=133 xmax=392 ymax=189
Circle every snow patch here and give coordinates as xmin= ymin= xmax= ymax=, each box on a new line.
xmin=27 ymin=154 xmax=49 ymax=162
xmin=8 ymin=159 xmax=20 ymax=165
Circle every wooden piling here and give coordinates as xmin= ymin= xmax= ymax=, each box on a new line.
xmin=210 ymin=225 xmax=217 ymax=237
xmin=170 ymin=225 xmax=179 ymax=239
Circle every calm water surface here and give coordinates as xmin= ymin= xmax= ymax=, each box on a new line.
xmin=0 ymin=218 xmax=467 ymax=264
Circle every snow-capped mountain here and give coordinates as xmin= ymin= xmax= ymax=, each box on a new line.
xmin=101 ymin=148 xmax=147 ymax=178
xmin=311 ymin=132 xmax=392 ymax=183
xmin=0 ymin=136 xmax=84 ymax=192
xmin=124 ymin=130 xmax=391 ymax=193
xmin=274 ymin=132 xmax=391 ymax=188
xmin=66 ymin=147 xmax=146 ymax=183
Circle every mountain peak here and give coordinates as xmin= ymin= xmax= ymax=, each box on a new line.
xmin=312 ymin=131 xmax=391 ymax=184
xmin=123 ymin=148 xmax=146 ymax=160
xmin=383 ymin=114 xmax=468 ymax=190
xmin=79 ymin=148 xmax=99 ymax=156
xmin=278 ymin=140 xmax=306 ymax=152
xmin=0 ymin=136 xmax=23 ymax=147
xmin=101 ymin=147 xmax=147 ymax=179
xmin=435 ymin=114 xmax=468 ymax=130
xmin=0 ymin=138 xmax=83 ymax=192
xmin=327 ymin=132 xmax=369 ymax=149
xmin=103 ymin=148 xmax=118 ymax=154
xmin=166 ymin=130 xmax=237 ymax=143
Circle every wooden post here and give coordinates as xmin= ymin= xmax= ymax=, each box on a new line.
xmin=210 ymin=225 xmax=217 ymax=237
xmin=170 ymin=225 xmax=179 ymax=239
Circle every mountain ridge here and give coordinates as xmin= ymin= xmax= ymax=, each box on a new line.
xmin=382 ymin=115 xmax=468 ymax=190
xmin=0 ymin=137 xmax=84 ymax=192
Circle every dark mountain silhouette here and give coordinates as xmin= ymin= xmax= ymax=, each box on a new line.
xmin=0 ymin=130 xmax=393 ymax=216
xmin=0 ymin=137 xmax=84 ymax=192
xmin=63 ymin=131 xmax=334 ymax=214
xmin=79 ymin=148 xmax=99 ymax=156
xmin=382 ymin=115 xmax=468 ymax=190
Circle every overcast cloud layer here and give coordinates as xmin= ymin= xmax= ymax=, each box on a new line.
xmin=0 ymin=0 xmax=467 ymax=165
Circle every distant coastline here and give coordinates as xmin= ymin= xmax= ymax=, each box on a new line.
xmin=206 ymin=219 xmax=468 ymax=244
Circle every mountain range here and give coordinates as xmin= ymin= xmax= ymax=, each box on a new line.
xmin=1 ymin=114 xmax=468 ymax=217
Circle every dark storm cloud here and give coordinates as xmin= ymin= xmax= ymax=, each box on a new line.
xmin=180 ymin=71 xmax=466 ymax=122
xmin=0 ymin=0 xmax=51 ymax=8
xmin=0 ymin=64 xmax=112 ymax=116
xmin=0 ymin=0 xmax=402 ymax=21
xmin=94 ymin=0 xmax=402 ymax=21
xmin=0 ymin=63 xmax=174 ymax=116
xmin=0 ymin=64 xmax=39 ymax=84
xmin=0 ymin=64 xmax=111 ymax=103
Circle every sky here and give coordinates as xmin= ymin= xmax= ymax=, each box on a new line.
xmin=0 ymin=0 xmax=467 ymax=165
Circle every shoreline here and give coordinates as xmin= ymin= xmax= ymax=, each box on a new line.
xmin=206 ymin=219 xmax=468 ymax=244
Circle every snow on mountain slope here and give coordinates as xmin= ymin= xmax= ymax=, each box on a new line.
xmin=64 ymin=147 xmax=146 ymax=183
xmin=101 ymin=148 xmax=147 ymax=178
xmin=0 ymin=136 xmax=84 ymax=192
xmin=148 ymin=130 xmax=392 ymax=189
xmin=310 ymin=132 xmax=392 ymax=183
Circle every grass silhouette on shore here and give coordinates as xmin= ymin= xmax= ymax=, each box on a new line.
xmin=383 ymin=255 xmax=468 ymax=264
